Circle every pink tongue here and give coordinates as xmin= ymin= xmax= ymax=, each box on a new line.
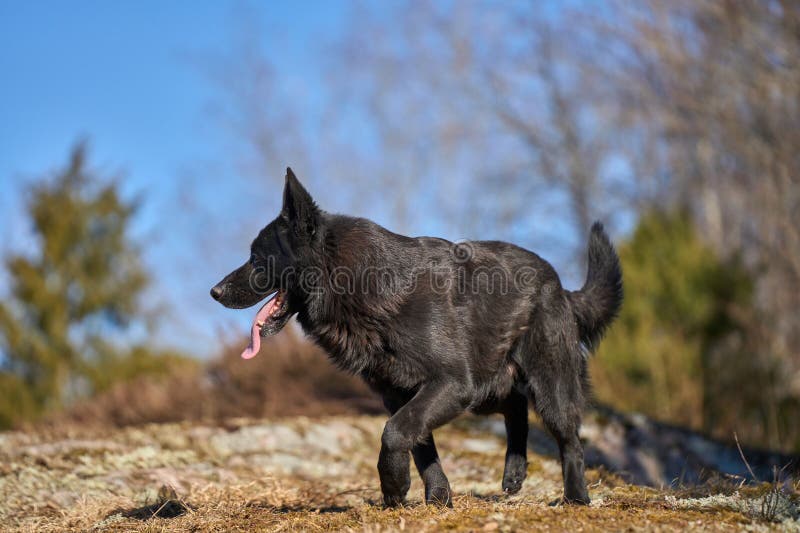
xmin=241 ymin=295 xmax=280 ymax=359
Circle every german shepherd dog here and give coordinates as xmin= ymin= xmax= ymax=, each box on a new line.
xmin=211 ymin=168 xmax=622 ymax=507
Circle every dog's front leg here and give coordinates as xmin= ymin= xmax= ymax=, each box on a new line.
xmin=378 ymin=381 xmax=468 ymax=507
xmin=412 ymin=434 xmax=452 ymax=506
xmin=384 ymin=393 xmax=452 ymax=506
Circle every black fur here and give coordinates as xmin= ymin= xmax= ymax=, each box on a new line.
xmin=211 ymin=168 xmax=623 ymax=507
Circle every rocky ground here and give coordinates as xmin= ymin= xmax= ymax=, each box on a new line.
xmin=0 ymin=415 xmax=798 ymax=532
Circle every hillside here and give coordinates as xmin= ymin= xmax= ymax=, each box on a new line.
xmin=1 ymin=415 xmax=798 ymax=532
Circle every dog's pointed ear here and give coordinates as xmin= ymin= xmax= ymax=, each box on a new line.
xmin=282 ymin=167 xmax=319 ymax=239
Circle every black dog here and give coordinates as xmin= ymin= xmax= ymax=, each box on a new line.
xmin=211 ymin=168 xmax=622 ymax=506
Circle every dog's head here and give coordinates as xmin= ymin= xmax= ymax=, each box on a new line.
xmin=210 ymin=167 xmax=321 ymax=358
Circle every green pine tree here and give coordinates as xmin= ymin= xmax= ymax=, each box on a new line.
xmin=592 ymin=210 xmax=756 ymax=435
xmin=0 ymin=143 xmax=189 ymax=428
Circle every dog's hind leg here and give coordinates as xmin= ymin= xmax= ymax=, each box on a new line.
xmin=378 ymin=382 xmax=468 ymax=507
xmin=523 ymin=324 xmax=590 ymax=504
xmin=501 ymin=389 xmax=529 ymax=494
xmin=527 ymin=365 xmax=589 ymax=504
xmin=383 ymin=393 xmax=452 ymax=506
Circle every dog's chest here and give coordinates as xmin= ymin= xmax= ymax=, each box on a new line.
xmin=302 ymin=318 xmax=421 ymax=389
xmin=299 ymin=313 xmax=386 ymax=372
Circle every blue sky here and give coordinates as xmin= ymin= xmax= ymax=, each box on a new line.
xmin=0 ymin=1 xmax=355 ymax=356
xmin=0 ymin=0 xmax=348 ymax=216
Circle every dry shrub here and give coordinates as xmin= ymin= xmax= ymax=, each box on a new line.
xmin=204 ymin=326 xmax=382 ymax=419
xmin=62 ymin=325 xmax=382 ymax=427
xmin=63 ymin=363 xmax=206 ymax=427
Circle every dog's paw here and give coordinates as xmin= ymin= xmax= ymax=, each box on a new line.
xmin=425 ymin=485 xmax=453 ymax=507
xmin=502 ymin=476 xmax=524 ymax=495
xmin=563 ymin=492 xmax=591 ymax=505
xmin=382 ymin=493 xmax=407 ymax=508
xmin=501 ymin=456 xmax=527 ymax=494
xmin=378 ymin=466 xmax=411 ymax=508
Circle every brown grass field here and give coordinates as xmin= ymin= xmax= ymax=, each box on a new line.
xmin=1 ymin=414 xmax=798 ymax=532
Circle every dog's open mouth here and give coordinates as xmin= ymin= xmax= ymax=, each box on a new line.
xmin=241 ymin=289 xmax=291 ymax=359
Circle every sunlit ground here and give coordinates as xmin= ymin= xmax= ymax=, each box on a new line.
xmin=1 ymin=416 xmax=796 ymax=532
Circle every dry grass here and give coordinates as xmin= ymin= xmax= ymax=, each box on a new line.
xmin=57 ymin=327 xmax=382 ymax=428
xmin=2 ymin=415 xmax=796 ymax=532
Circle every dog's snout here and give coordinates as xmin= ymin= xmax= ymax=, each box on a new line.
xmin=210 ymin=285 xmax=224 ymax=301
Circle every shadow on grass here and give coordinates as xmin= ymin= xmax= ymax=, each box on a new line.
xmin=110 ymin=485 xmax=193 ymax=521
xmin=271 ymin=503 xmax=354 ymax=514
xmin=466 ymin=493 xmax=505 ymax=503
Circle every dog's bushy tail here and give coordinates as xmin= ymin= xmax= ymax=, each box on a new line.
xmin=568 ymin=222 xmax=623 ymax=353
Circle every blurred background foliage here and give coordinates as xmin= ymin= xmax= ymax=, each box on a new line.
xmin=0 ymin=145 xmax=193 ymax=428
xmin=1 ymin=0 xmax=799 ymax=453
xmin=593 ymin=211 xmax=758 ymax=440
